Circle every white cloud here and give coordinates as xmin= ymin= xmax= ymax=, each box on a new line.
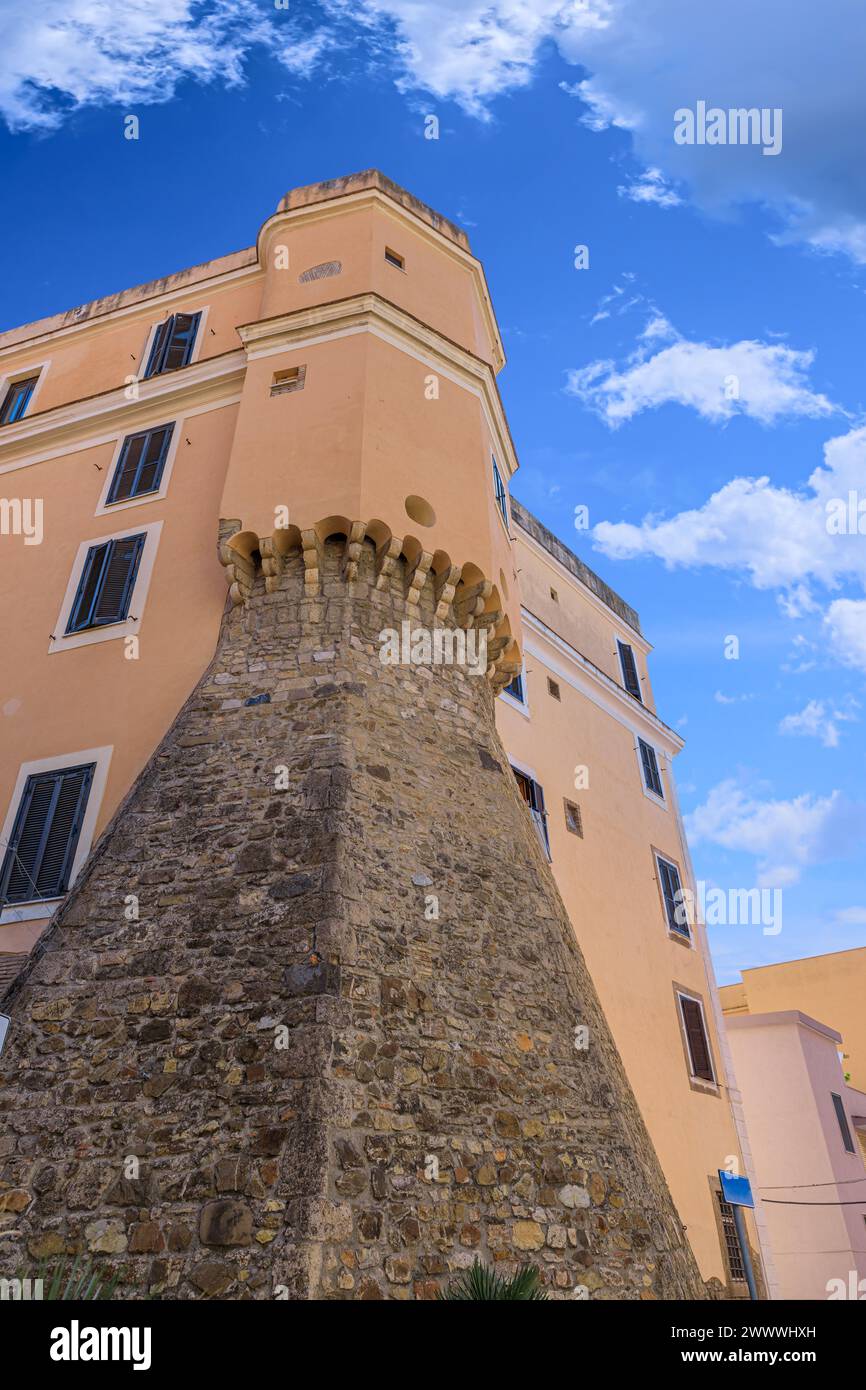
xmin=342 ymin=0 xmax=601 ymax=120
xmin=567 ymin=317 xmax=836 ymax=427
xmin=617 ymin=167 xmax=681 ymax=208
xmin=684 ymin=778 xmax=866 ymax=887
xmin=345 ymin=2 xmax=866 ymax=264
xmin=714 ymin=691 xmax=754 ymax=705
xmin=834 ymin=906 xmax=866 ymax=925
xmin=593 ymin=424 xmax=866 ymax=595
xmin=825 ymin=599 xmax=866 ymax=674
xmin=778 ymin=698 xmax=858 ymax=748
xmin=0 ymin=1 xmax=329 ymax=131
xmin=555 ymin=0 xmax=866 ymax=264
xmin=593 ymin=428 xmax=866 ymax=674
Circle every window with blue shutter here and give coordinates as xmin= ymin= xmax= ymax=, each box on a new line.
xmin=638 ymin=738 xmax=664 ymax=798
xmin=492 ymin=457 xmax=508 ymax=526
xmin=0 ymin=375 xmax=39 ymax=425
xmin=144 ymin=312 xmax=201 ymax=378
xmin=503 ymin=671 xmax=525 ymax=703
xmin=0 ymin=764 xmax=94 ymax=904
xmin=656 ymin=854 xmax=689 ymax=936
xmin=66 ymin=534 xmax=145 ymax=634
xmin=107 ymin=424 xmax=174 ymax=504
xmin=617 ymin=639 xmax=642 ymax=702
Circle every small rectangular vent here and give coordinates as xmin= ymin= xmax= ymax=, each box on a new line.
xmin=564 ymin=799 xmax=583 ymax=838
xmin=271 ymin=366 xmax=306 ymax=396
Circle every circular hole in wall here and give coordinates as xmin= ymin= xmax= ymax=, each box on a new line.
xmin=405 ymin=495 xmax=436 ymax=528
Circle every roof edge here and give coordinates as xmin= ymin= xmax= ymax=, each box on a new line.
xmin=275 ymin=170 xmax=471 ymax=252
xmin=510 ymin=498 xmax=642 ymax=635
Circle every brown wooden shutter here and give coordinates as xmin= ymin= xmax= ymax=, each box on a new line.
xmin=681 ymin=997 xmax=714 ymax=1081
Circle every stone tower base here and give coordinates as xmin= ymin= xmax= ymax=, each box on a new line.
xmin=0 ymin=536 xmax=705 ymax=1300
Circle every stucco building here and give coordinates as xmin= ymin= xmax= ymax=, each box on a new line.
xmin=721 ymin=952 xmax=866 ymax=1298
xmin=0 ymin=172 xmax=770 ymax=1297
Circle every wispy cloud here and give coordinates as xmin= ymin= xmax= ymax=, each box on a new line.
xmin=617 ymin=167 xmax=682 ymax=208
xmin=779 ymin=697 xmax=859 ymax=748
xmin=592 ymin=425 xmax=866 ymax=674
xmin=567 ymin=316 xmax=836 ymax=427
xmin=0 ymin=0 xmax=332 ymax=131
xmin=685 ymin=778 xmax=866 ymax=887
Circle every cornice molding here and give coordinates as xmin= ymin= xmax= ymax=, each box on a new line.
xmin=0 ymin=265 xmax=260 ymax=360
xmin=237 ymin=294 xmax=519 ymax=480
xmin=0 ymin=352 xmax=245 ymax=474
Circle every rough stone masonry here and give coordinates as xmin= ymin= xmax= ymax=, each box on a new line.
xmin=0 ymin=536 xmax=706 ymax=1300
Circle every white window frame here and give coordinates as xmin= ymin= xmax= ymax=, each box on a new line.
xmin=655 ymin=851 xmax=692 ymax=942
xmin=499 ymin=659 xmax=530 ymax=719
xmin=0 ymin=359 xmax=51 ymax=422
xmin=676 ymin=988 xmax=718 ymax=1088
xmin=49 ymin=519 xmax=163 ymax=654
xmin=510 ymin=757 xmax=551 ymax=861
xmin=94 ymin=417 xmax=183 ymax=516
xmin=634 ymin=732 xmax=666 ymax=806
xmin=0 ymin=744 xmax=113 ymax=923
xmin=138 ymin=305 xmax=209 ymax=383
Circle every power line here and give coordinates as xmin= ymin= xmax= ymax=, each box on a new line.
xmin=762 ymin=1197 xmax=866 ymax=1206
xmin=761 ymin=1176 xmax=866 ymax=1190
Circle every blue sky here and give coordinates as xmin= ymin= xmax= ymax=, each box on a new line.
xmin=2 ymin=1 xmax=865 ymax=983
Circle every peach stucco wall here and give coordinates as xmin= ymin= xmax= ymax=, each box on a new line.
xmin=495 ymin=524 xmax=751 ymax=1288
xmin=721 ymin=949 xmax=866 ymax=1093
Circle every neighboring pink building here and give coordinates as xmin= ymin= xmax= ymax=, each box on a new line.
xmin=726 ymin=1011 xmax=866 ymax=1301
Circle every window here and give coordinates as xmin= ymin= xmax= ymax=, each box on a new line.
xmin=513 ymin=768 xmax=550 ymax=859
xmin=547 ymin=677 xmax=561 ymax=701
xmin=638 ymin=738 xmax=664 ymax=799
xmin=65 ymin=535 xmax=145 ymax=634
xmin=107 ymin=425 xmax=174 ymax=505
xmin=384 ymin=248 xmax=405 ymax=270
xmin=716 ymin=1192 xmax=746 ymax=1283
xmin=831 ymin=1093 xmax=856 ymax=1154
xmin=657 ymin=854 xmax=689 ymax=937
xmin=503 ymin=671 xmax=525 ymax=703
xmin=564 ymin=798 xmax=583 ymax=838
xmin=617 ymin=639 xmax=642 ymax=702
xmin=0 ymin=764 xmax=94 ymax=905
xmin=678 ymin=993 xmax=715 ymax=1083
xmin=492 ymin=457 xmax=508 ymax=527
xmin=0 ymin=375 xmax=39 ymax=425
xmin=271 ymin=365 xmax=306 ymax=396
xmin=144 ymin=312 xmax=201 ymax=378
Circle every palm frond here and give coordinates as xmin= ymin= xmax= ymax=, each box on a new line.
xmin=16 ymin=1253 xmax=121 ymax=1301
xmin=438 ymin=1258 xmax=549 ymax=1301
